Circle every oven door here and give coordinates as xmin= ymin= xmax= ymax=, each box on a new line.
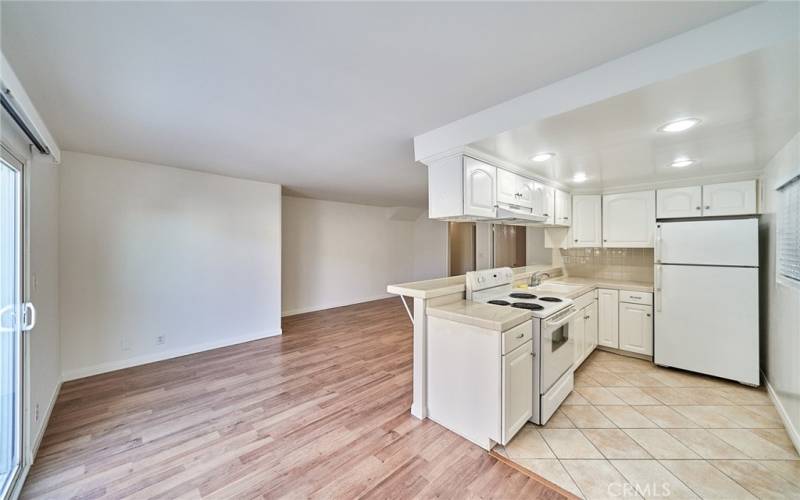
xmin=540 ymin=306 xmax=578 ymax=393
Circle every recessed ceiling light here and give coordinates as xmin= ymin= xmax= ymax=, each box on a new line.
xmin=530 ymin=152 xmax=555 ymax=162
xmin=670 ymin=158 xmax=695 ymax=168
xmin=573 ymin=172 xmax=587 ymax=183
xmin=658 ymin=118 xmax=701 ymax=133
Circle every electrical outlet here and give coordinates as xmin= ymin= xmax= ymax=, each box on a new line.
xmin=156 ymin=335 xmax=165 ymax=345
xmin=34 ymin=403 xmax=40 ymax=422
xmin=121 ymin=336 xmax=131 ymax=351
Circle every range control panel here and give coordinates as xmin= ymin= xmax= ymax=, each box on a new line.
xmin=465 ymin=267 xmax=514 ymax=294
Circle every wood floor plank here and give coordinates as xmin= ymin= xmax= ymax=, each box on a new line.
xmin=21 ymin=298 xmax=566 ymax=499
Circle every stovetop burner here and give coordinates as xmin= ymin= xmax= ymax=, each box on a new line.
xmin=509 ymin=292 xmax=537 ymax=299
xmin=539 ymin=297 xmax=563 ymax=302
xmin=488 ymin=300 xmax=511 ymax=306
xmin=511 ymin=302 xmax=544 ymax=311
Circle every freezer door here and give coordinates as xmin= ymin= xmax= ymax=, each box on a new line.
xmin=654 ymin=264 xmax=759 ymax=385
xmin=656 ymin=218 xmax=758 ymax=267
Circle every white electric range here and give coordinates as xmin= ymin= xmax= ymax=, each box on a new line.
xmin=466 ymin=267 xmax=579 ymax=424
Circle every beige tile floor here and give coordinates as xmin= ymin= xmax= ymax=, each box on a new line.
xmin=494 ymin=350 xmax=800 ymax=499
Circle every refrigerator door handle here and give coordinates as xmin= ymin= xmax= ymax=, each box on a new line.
xmin=655 ymin=225 xmax=662 ymax=263
xmin=655 ymin=265 xmax=662 ymax=312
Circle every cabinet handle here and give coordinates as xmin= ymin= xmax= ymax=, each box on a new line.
xmin=630 ymin=295 xmax=641 ymax=299
xmin=516 ymin=333 xmax=525 ymax=339
xmin=574 ymin=239 xmax=578 ymax=242
xmin=696 ymin=206 xmax=701 ymax=210
xmin=563 ymin=217 xmax=569 ymax=220
xmin=603 ymin=239 xmax=608 ymax=242
xmin=646 ymin=313 xmax=652 ymax=317
xmin=705 ymin=205 xmax=710 ymax=210
xmin=543 ymin=213 xmax=549 ymax=216
xmin=584 ymin=315 xmax=590 ymax=320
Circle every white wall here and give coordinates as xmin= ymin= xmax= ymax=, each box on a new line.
xmin=1 ymin=112 xmax=61 ymax=462
xmin=59 ymin=151 xmax=282 ymax=380
xmin=26 ymin=155 xmax=60 ymax=457
xmin=282 ymin=196 xmax=446 ymax=316
xmin=759 ymin=132 xmax=800 ymax=451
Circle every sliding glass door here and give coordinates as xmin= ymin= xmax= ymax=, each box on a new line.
xmin=0 ymin=154 xmax=22 ymax=498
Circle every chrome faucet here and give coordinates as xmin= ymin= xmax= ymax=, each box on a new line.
xmin=528 ymin=271 xmax=550 ymax=287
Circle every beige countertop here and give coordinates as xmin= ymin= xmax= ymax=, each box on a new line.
xmin=424 ymin=276 xmax=653 ymax=331
xmin=386 ymin=264 xmax=560 ymax=299
xmin=426 ymin=300 xmax=531 ymax=332
xmin=536 ymin=276 xmax=654 ymax=299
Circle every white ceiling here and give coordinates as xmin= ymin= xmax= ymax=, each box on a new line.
xmin=1 ymin=2 xmax=754 ymax=207
xmin=469 ymin=41 xmax=799 ymax=192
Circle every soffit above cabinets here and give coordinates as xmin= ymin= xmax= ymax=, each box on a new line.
xmin=467 ymin=40 xmax=799 ymax=192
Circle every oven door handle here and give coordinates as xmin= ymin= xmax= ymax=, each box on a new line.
xmin=545 ymin=307 xmax=578 ymax=329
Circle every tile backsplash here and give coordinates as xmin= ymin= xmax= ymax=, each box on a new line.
xmin=559 ymin=248 xmax=654 ymax=283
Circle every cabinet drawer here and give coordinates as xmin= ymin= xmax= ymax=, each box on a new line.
xmin=541 ymin=371 xmax=573 ymax=424
xmin=620 ymin=290 xmax=653 ymax=305
xmin=503 ymin=320 xmax=532 ymax=355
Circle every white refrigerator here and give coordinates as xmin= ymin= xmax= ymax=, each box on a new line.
xmin=654 ymin=217 xmax=759 ymax=385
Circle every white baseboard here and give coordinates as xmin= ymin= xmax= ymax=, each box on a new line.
xmin=29 ymin=381 xmax=61 ymax=463
xmin=61 ymin=329 xmax=282 ymax=381
xmin=762 ymin=370 xmax=800 ymax=455
xmin=281 ymin=293 xmax=391 ymax=317
xmin=11 ymin=381 xmax=62 ymax=500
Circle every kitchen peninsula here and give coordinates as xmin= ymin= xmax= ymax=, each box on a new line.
xmin=387 ymin=265 xmax=654 ymax=445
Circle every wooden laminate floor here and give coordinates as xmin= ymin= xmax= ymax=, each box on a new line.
xmin=22 ymin=298 xmax=567 ymax=499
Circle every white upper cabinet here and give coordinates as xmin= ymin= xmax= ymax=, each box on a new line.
xmin=497 ymin=169 xmax=534 ymax=208
xmin=428 ymin=155 xmax=499 ymax=220
xmin=657 ymin=186 xmax=702 ymax=219
xmin=541 ymin=186 xmax=556 ymax=224
xmin=464 ymin=158 xmax=498 ymax=217
xmin=602 ymin=190 xmax=655 ymax=247
xmin=497 ymin=169 xmax=521 ymax=206
xmin=572 ymin=195 xmax=602 ymax=247
xmin=656 ymin=180 xmax=757 ymax=219
xmin=702 ymin=180 xmax=757 ymax=216
xmin=519 ymin=179 xmax=536 ymax=209
xmin=555 ymin=189 xmax=572 ymax=226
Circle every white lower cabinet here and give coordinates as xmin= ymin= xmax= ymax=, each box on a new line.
xmin=502 ymin=341 xmax=533 ymax=444
xmin=585 ymin=301 xmax=598 ymax=352
xmin=619 ymin=302 xmax=653 ymax=356
xmin=598 ymin=289 xmax=619 ymax=348
xmin=426 ymin=316 xmax=532 ymax=450
xmin=572 ymin=310 xmax=585 ymax=365
xmin=572 ymin=292 xmax=598 ymax=369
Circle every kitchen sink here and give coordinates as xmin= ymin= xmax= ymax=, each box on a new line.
xmin=525 ymin=282 xmax=583 ymax=295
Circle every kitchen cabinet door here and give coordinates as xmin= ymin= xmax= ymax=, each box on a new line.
xmin=542 ymin=186 xmax=556 ymax=224
xmin=598 ymin=289 xmax=619 ymax=348
xmin=584 ymin=301 xmax=598 ymax=355
xmin=555 ymin=189 xmax=572 ymax=226
xmin=657 ymin=186 xmax=702 ymax=219
xmin=572 ymin=313 xmax=585 ymax=366
xmin=603 ymin=191 xmax=655 ymax=247
xmin=572 ymin=195 xmax=602 ymax=247
xmin=702 ymin=180 xmax=757 ymax=217
xmin=619 ymin=302 xmax=653 ymax=356
xmin=502 ymin=341 xmax=533 ymax=444
xmin=520 ymin=180 xmax=539 ymax=212
xmin=464 ymin=158 xmax=497 ymax=218
xmin=497 ymin=169 xmax=521 ymax=206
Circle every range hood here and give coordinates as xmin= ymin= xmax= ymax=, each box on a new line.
xmin=495 ymin=203 xmax=547 ymax=225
